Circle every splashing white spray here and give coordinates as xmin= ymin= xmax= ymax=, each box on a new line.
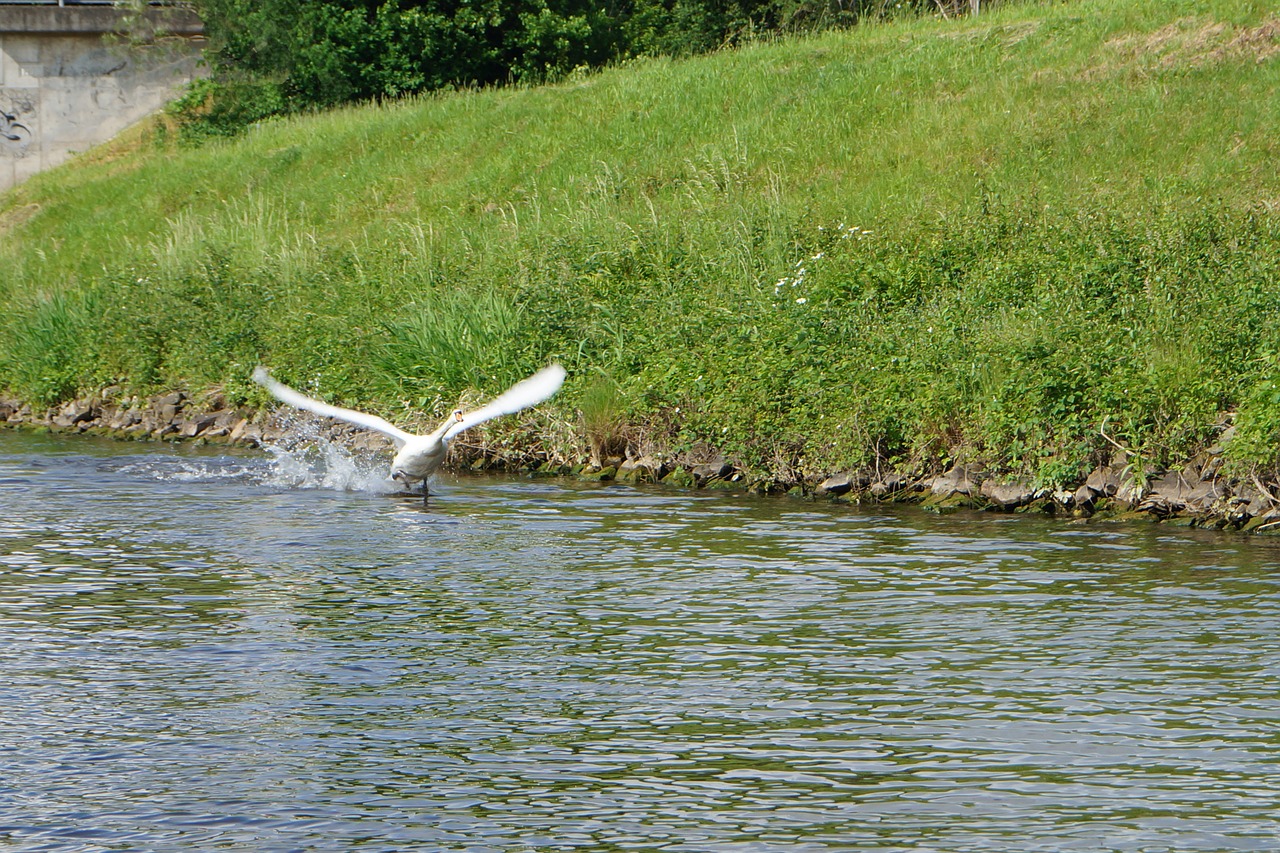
xmin=260 ymin=412 xmax=399 ymax=493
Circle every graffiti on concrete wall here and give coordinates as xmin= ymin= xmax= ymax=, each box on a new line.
xmin=1 ymin=109 xmax=29 ymax=142
xmin=0 ymin=93 xmax=35 ymax=157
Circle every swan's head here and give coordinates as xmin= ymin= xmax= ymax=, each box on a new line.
xmin=452 ymin=409 xmax=464 ymax=422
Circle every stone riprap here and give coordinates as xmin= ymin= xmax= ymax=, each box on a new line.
xmin=3 ymin=390 xmax=1276 ymax=534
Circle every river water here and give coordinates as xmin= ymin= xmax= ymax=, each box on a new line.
xmin=1 ymin=430 xmax=1278 ymax=852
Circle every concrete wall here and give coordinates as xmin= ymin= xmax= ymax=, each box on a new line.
xmin=0 ymin=5 xmax=204 ymax=191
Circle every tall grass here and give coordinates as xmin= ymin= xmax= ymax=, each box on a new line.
xmin=376 ymin=288 xmax=529 ymax=405
xmin=1 ymin=0 xmax=1279 ymax=477
xmin=0 ymin=289 xmax=103 ymax=406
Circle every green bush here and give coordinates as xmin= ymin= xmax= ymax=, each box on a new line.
xmin=178 ymin=0 xmax=1007 ymax=136
xmin=168 ymin=77 xmax=287 ymax=144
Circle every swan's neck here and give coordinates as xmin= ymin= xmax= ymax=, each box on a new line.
xmin=428 ymin=414 xmax=460 ymax=444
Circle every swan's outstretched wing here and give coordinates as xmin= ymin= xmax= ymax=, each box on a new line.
xmin=253 ymin=367 xmax=414 ymax=448
xmin=444 ymin=364 xmax=566 ymax=441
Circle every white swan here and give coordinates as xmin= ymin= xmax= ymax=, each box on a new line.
xmin=252 ymin=364 xmax=566 ymax=498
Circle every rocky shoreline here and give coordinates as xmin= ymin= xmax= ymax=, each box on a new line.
xmin=583 ymin=436 xmax=1280 ymax=535
xmin=0 ymin=387 xmax=400 ymax=456
xmin=2 ymin=388 xmax=280 ymax=447
xmin=3 ymin=389 xmax=1279 ymax=535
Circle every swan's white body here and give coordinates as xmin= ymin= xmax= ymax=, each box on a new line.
xmin=252 ymin=364 xmax=566 ymax=493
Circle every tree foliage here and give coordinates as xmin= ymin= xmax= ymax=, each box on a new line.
xmin=180 ymin=0 xmax=975 ymax=135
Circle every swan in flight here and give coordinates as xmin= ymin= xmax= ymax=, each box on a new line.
xmin=252 ymin=364 xmax=566 ymax=499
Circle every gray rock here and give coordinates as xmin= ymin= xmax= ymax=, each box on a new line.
xmin=1182 ymin=481 xmax=1227 ymax=509
xmin=930 ymin=463 xmax=985 ymax=497
xmin=51 ymin=399 xmax=96 ymax=429
xmin=108 ymin=408 xmax=140 ymax=430
xmin=180 ymin=413 xmax=219 ymax=437
xmin=199 ymin=410 xmax=239 ymax=438
xmin=1148 ymin=470 xmax=1194 ymax=505
xmin=691 ymin=460 xmax=732 ymax=482
xmin=817 ymin=472 xmax=854 ymax=497
xmin=350 ymin=432 xmax=394 ymax=453
xmin=154 ymin=391 xmax=186 ymax=409
xmin=1207 ymin=425 xmax=1236 ymax=455
xmin=1137 ymin=470 xmax=1225 ymax=516
xmin=1198 ymin=455 xmax=1224 ymax=482
xmin=980 ymin=478 xmax=1035 ymax=508
xmin=1083 ymin=466 xmax=1120 ymax=497
xmin=619 ymin=455 xmax=666 ymax=484
xmin=233 ymin=422 xmax=264 ymax=446
xmin=870 ymin=474 xmax=908 ymax=497
xmin=632 ymin=454 xmax=669 ymax=477
xmin=1245 ymin=509 xmax=1280 ymax=533
xmin=1237 ymin=485 xmax=1273 ymax=516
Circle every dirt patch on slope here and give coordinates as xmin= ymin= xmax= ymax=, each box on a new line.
xmin=1103 ymin=15 xmax=1280 ymax=72
xmin=0 ymin=203 xmax=40 ymax=234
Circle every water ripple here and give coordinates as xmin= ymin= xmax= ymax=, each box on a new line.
xmin=1 ymin=430 xmax=1279 ymax=851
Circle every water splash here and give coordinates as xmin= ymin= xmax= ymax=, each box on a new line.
xmin=262 ymin=439 xmax=396 ymax=493
xmin=100 ymin=412 xmax=400 ymax=494
xmin=259 ymin=412 xmax=399 ymax=493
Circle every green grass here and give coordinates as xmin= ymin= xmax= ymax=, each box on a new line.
xmin=3 ymin=0 xmax=1280 ymax=482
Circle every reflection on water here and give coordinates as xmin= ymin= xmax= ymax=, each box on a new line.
xmin=2 ymin=430 xmax=1279 ymax=851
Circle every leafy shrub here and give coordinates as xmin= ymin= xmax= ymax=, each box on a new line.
xmin=1229 ymin=370 xmax=1280 ymax=474
xmin=180 ymin=0 xmax=1000 ymax=135
xmin=168 ymin=77 xmax=286 ymax=144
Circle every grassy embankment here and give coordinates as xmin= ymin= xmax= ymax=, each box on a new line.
xmin=2 ymin=0 xmax=1280 ymax=489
